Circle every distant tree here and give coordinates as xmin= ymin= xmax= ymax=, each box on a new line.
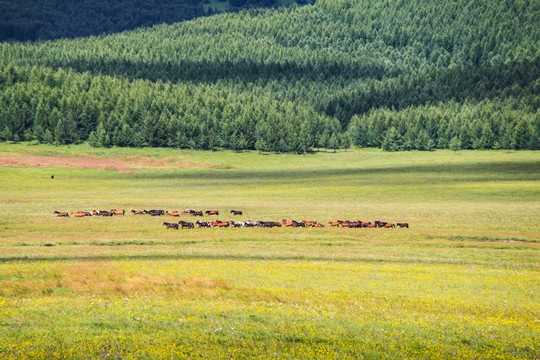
xmin=512 ymin=119 xmax=532 ymax=150
xmin=449 ymin=136 xmax=461 ymax=152
xmin=328 ymin=132 xmax=339 ymax=152
xmin=54 ymin=118 xmax=66 ymax=144
xmin=381 ymin=126 xmax=401 ymax=151
xmin=318 ymin=129 xmax=330 ymax=150
xmin=299 ymin=122 xmax=312 ymax=154
xmin=459 ymin=125 xmax=473 ymax=150
xmin=0 ymin=126 xmax=13 ymax=141
xmin=414 ymin=131 xmax=430 ymax=151
xmin=339 ymin=132 xmax=351 ymax=150
xmin=43 ymin=129 xmax=54 ymax=144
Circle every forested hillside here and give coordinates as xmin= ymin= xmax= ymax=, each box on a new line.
xmin=1 ymin=0 xmax=539 ymax=152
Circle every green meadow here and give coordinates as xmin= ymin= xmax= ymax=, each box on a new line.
xmin=0 ymin=143 xmax=538 ymax=359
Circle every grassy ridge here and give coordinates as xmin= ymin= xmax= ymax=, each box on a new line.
xmin=0 ymin=144 xmax=539 ymax=358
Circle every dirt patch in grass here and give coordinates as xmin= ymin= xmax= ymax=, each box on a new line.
xmin=0 ymin=154 xmax=223 ymax=173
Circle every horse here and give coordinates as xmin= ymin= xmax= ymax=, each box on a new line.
xmin=110 ymin=209 xmax=125 ymax=216
xmin=348 ymin=221 xmax=362 ymax=228
xmin=71 ymin=212 xmax=90 ymax=217
xmin=211 ymin=221 xmax=229 ymax=227
xmin=196 ymin=220 xmax=212 ymax=228
xmin=282 ymin=219 xmax=295 ymax=227
xmin=328 ymin=221 xmax=341 ymax=227
xmin=54 ymin=211 xmax=69 ymax=217
xmin=230 ymin=210 xmax=243 ymax=216
xmin=205 ymin=210 xmax=219 ymax=216
xmin=259 ymin=221 xmax=281 ymax=228
xmin=397 ymin=223 xmax=409 ymax=228
xmin=131 ymin=210 xmax=144 ymax=215
xmin=163 ymin=222 xmax=179 ymax=230
xmin=166 ymin=211 xmax=181 ymax=217
xmin=178 ymin=221 xmax=194 ymax=229
xmin=190 ymin=211 xmax=203 ymax=216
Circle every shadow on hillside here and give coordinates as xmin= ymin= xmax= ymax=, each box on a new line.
xmin=131 ymin=160 xmax=540 ymax=185
xmin=41 ymin=56 xmax=390 ymax=84
xmin=322 ymin=57 xmax=540 ymax=123
xmin=36 ymin=55 xmax=540 ymax=128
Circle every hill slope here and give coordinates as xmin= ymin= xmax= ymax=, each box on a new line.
xmin=0 ymin=0 xmax=539 ymax=151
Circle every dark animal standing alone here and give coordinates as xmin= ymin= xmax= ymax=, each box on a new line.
xmin=230 ymin=210 xmax=243 ymax=216
xmin=397 ymin=223 xmax=409 ymax=228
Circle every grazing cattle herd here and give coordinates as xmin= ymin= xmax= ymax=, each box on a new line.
xmin=54 ymin=208 xmax=409 ymax=230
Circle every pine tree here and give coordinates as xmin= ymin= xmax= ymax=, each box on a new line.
xmin=414 ymin=130 xmax=430 ymax=150
xmin=381 ymin=126 xmax=401 ymax=151
xmin=459 ymin=125 xmax=473 ymax=150
xmin=512 ymin=119 xmax=532 ymax=150
xmin=318 ymin=129 xmax=330 ymax=150
xmin=449 ymin=136 xmax=461 ymax=152
xmin=43 ymin=129 xmax=54 ymax=144
xmin=55 ymin=118 xmax=66 ymax=144
xmin=328 ymin=132 xmax=339 ymax=152
xmin=299 ymin=121 xmax=312 ymax=154
xmin=339 ymin=132 xmax=351 ymax=150
xmin=0 ymin=126 xmax=13 ymax=141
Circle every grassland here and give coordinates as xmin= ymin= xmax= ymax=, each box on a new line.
xmin=0 ymin=143 xmax=538 ymax=359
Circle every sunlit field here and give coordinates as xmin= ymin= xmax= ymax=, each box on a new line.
xmin=0 ymin=143 xmax=538 ymax=359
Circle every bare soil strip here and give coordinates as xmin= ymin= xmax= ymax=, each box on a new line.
xmin=0 ymin=154 xmax=223 ymax=173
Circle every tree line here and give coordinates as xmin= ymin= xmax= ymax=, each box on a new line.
xmin=0 ymin=63 xmax=347 ymax=152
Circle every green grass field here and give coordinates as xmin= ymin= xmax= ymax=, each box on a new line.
xmin=0 ymin=143 xmax=538 ymax=359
